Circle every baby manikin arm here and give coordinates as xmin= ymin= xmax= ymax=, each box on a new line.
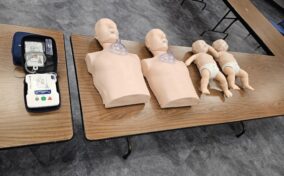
xmin=185 ymin=55 xmax=197 ymax=66
xmin=208 ymin=46 xmax=220 ymax=58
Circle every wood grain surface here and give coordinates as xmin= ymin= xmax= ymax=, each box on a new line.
xmin=0 ymin=24 xmax=73 ymax=148
xmin=71 ymin=0 xmax=284 ymax=140
xmin=227 ymin=0 xmax=284 ymax=58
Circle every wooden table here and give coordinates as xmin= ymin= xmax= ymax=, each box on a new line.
xmin=71 ymin=0 xmax=284 ymax=141
xmin=225 ymin=0 xmax=284 ymax=58
xmin=71 ymin=41 xmax=284 ymax=140
xmin=0 ymin=24 xmax=73 ymax=148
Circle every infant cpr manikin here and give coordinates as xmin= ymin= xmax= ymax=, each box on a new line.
xmin=142 ymin=29 xmax=199 ymax=108
xmin=185 ymin=40 xmax=233 ymax=98
xmin=210 ymin=39 xmax=254 ymax=91
xmin=85 ymin=18 xmax=150 ymax=108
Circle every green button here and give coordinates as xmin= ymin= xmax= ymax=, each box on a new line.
xmin=41 ymin=96 xmax=46 ymax=101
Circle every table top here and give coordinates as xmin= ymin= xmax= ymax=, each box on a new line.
xmin=71 ymin=34 xmax=284 ymax=140
xmin=0 ymin=24 xmax=73 ymax=149
xmin=226 ymin=0 xmax=284 ymax=58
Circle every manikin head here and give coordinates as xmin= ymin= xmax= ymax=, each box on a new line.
xmin=212 ymin=39 xmax=229 ymax=52
xmin=94 ymin=18 xmax=119 ymax=46
xmin=192 ymin=40 xmax=209 ymax=54
xmin=145 ymin=29 xmax=168 ymax=54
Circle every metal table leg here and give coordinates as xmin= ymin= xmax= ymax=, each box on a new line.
xmin=201 ymin=10 xmax=238 ymax=39
xmin=122 ymin=137 xmax=132 ymax=159
xmin=235 ymin=121 xmax=246 ymax=138
xmin=180 ymin=0 xmax=186 ymax=6
xmin=192 ymin=0 xmax=207 ymax=10
xmin=181 ymin=0 xmax=207 ymax=11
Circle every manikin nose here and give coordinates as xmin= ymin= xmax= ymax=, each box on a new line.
xmin=162 ymin=39 xmax=168 ymax=44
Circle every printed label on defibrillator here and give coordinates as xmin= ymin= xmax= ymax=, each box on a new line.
xmin=35 ymin=90 xmax=51 ymax=95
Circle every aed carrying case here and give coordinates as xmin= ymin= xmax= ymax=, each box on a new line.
xmin=19 ymin=34 xmax=61 ymax=112
xmin=11 ymin=32 xmax=32 ymax=66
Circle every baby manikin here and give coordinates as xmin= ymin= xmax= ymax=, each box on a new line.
xmin=85 ymin=18 xmax=150 ymax=108
xmin=210 ymin=39 xmax=254 ymax=91
xmin=141 ymin=29 xmax=199 ymax=108
xmin=185 ymin=40 xmax=233 ymax=98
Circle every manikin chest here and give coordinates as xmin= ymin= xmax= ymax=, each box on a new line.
xmin=194 ymin=53 xmax=216 ymax=67
xmin=148 ymin=59 xmax=188 ymax=77
xmin=92 ymin=51 xmax=140 ymax=74
xmin=218 ymin=52 xmax=236 ymax=64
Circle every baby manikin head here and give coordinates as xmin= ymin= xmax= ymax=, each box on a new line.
xmin=94 ymin=18 xmax=119 ymax=45
xmin=192 ymin=40 xmax=209 ymax=54
xmin=212 ymin=39 xmax=229 ymax=52
xmin=145 ymin=29 xmax=169 ymax=53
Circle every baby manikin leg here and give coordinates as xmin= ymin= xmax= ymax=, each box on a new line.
xmin=223 ymin=67 xmax=240 ymax=90
xmin=215 ymin=73 xmax=233 ymax=98
xmin=237 ymin=69 xmax=254 ymax=90
xmin=200 ymin=69 xmax=210 ymax=95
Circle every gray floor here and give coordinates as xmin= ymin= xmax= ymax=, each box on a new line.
xmin=0 ymin=0 xmax=284 ymax=175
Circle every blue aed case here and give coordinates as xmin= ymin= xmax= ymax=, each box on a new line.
xmin=11 ymin=32 xmax=32 ymax=66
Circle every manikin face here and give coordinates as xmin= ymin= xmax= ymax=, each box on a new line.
xmin=192 ymin=40 xmax=209 ymax=53
xmin=145 ymin=29 xmax=168 ymax=52
xmin=95 ymin=18 xmax=119 ymax=44
xmin=212 ymin=39 xmax=229 ymax=51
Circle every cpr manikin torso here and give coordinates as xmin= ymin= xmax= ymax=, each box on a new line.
xmin=210 ymin=39 xmax=254 ymax=91
xmin=85 ymin=18 xmax=150 ymax=108
xmin=141 ymin=29 xmax=199 ymax=108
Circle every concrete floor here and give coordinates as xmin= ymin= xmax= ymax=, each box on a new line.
xmin=0 ymin=0 xmax=284 ymax=175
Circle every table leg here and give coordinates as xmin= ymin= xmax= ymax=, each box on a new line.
xmin=122 ymin=137 xmax=132 ymax=159
xmin=235 ymin=121 xmax=246 ymax=138
xmin=192 ymin=0 xmax=207 ymax=10
xmin=200 ymin=10 xmax=238 ymax=39
xmin=180 ymin=0 xmax=186 ymax=6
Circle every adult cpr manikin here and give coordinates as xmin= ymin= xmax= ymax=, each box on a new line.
xmin=85 ymin=18 xmax=150 ymax=108
xmin=142 ymin=29 xmax=199 ymax=108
